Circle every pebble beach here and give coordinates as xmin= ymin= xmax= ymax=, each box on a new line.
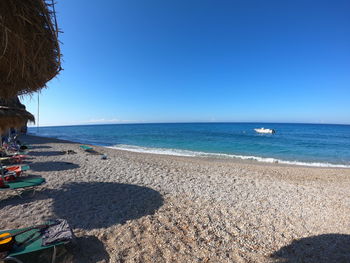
xmin=1 ymin=134 xmax=350 ymax=263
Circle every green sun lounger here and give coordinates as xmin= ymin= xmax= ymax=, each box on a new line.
xmin=0 ymin=177 xmax=45 ymax=197
xmin=79 ymin=145 xmax=100 ymax=155
xmin=0 ymin=223 xmax=69 ymax=263
xmin=79 ymin=145 xmax=93 ymax=151
xmin=3 ymin=177 xmax=45 ymax=190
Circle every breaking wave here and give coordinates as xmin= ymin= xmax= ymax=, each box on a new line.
xmin=108 ymin=144 xmax=350 ymax=168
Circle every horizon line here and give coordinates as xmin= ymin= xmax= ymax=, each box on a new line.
xmin=28 ymin=121 xmax=350 ymax=128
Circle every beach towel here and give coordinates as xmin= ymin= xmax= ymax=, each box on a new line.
xmin=41 ymin=219 xmax=75 ymax=246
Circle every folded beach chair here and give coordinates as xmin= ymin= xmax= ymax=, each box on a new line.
xmin=0 ymin=219 xmax=74 ymax=263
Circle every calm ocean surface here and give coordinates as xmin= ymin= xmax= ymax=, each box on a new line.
xmin=28 ymin=123 xmax=350 ymax=168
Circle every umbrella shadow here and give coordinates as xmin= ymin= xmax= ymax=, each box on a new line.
xmin=0 ymin=180 xmax=48 ymax=209
xmin=14 ymin=235 xmax=109 ymax=263
xmin=50 ymin=182 xmax=163 ymax=230
xmin=0 ymin=175 xmax=50 ymax=209
xmin=69 ymin=235 xmax=110 ymax=263
xmin=0 ymin=182 xmax=163 ymax=230
xmin=271 ymin=234 xmax=350 ymax=263
xmin=27 ymin=145 xmax=52 ymax=150
xmin=29 ymin=151 xmax=65 ymax=157
xmin=30 ymin=161 xmax=80 ymax=172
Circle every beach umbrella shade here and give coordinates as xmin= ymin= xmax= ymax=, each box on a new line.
xmin=0 ymin=97 xmax=35 ymax=135
xmin=0 ymin=0 xmax=61 ymax=98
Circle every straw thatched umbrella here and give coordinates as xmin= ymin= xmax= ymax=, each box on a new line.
xmin=0 ymin=97 xmax=35 ymax=135
xmin=0 ymin=0 xmax=61 ymax=98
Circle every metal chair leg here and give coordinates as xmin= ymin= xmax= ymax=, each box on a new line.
xmin=13 ymin=189 xmax=24 ymax=199
xmin=51 ymin=245 xmax=57 ymax=263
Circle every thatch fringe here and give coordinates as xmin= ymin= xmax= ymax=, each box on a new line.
xmin=0 ymin=0 xmax=61 ymax=98
xmin=0 ymin=110 xmax=35 ymax=135
xmin=0 ymin=97 xmax=35 ymax=134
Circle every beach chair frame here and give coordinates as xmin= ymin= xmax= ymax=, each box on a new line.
xmin=3 ymin=245 xmax=59 ymax=263
xmin=0 ymin=182 xmax=46 ymax=198
xmin=0 ymin=228 xmax=69 ymax=263
xmin=0 ymin=170 xmax=46 ymax=198
xmin=9 ymin=183 xmax=45 ymax=199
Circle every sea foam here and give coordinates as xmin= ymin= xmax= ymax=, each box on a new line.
xmin=108 ymin=144 xmax=350 ymax=168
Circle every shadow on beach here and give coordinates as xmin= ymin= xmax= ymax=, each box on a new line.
xmin=27 ymin=145 xmax=52 ymax=150
xmin=14 ymin=235 xmax=109 ymax=263
xmin=271 ymin=234 xmax=350 ymax=263
xmin=0 ymin=182 xmax=162 ymax=260
xmin=0 ymin=183 xmax=47 ymax=209
xmin=21 ymin=135 xmax=79 ymax=145
xmin=70 ymin=235 xmax=111 ymax=263
xmin=50 ymin=182 xmax=164 ymax=230
xmin=30 ymin=161 xmax=80 ymax=172
xmin=29 ymin=151 xmax=66 ymax=157
xmin=1 ymin=182 xmax=164 ymax=230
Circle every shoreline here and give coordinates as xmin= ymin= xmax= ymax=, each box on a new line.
xmin=2 ymin=134 xmax=349 ymax=262
xmin=28 ymin=133 xmax=350 ymax=169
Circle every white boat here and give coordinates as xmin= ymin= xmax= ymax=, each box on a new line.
xmin=254 ymin=128 xmax=275 ymax=134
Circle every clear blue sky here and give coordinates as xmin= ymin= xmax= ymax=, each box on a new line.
xmin=23 ymin=0 xmax=350 ymax=126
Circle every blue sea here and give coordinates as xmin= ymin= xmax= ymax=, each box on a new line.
xmin=28 ymin=123 xmax=350 ymax=168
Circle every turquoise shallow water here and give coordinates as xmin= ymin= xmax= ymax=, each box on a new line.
xmin=29 ymin=123 xmax=350 ymax=167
